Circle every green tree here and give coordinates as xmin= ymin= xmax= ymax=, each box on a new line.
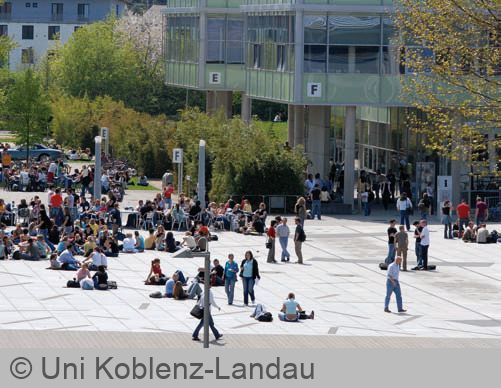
xmin=394 ymin=0 xmax=500 ymax=175
xmin=4 ymin=69 xmax=52 ymax=162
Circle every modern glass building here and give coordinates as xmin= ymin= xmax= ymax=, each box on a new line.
xmin=163 ymin=0 xmax=499 ymax=208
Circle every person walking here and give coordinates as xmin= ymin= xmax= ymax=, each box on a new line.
xmin=441 ymin=200 xmax=453 ymax=239
xmin=384 ymin=256 xmax=406 ymax=313
xmin=192 ymin=285 xmax=223 ymax=341
xmin=223 ymin=254 xmax=239 ymax=305
xmin=396 ymin=193 xmax=412 ymax=231
xmin=419 ymin=219 xmax=430 ymax=270
xmin=385 ymin=219 xmax=397 ymax=265
xmin=394 ymin=225 xmax=408 ymax=271
xmin=293 ymin=217 xmax=306 ymax=264
xmin=239 ymin=251 xmax=260 ymax=306
xmin=276 ymin=217 xmax=291 ymax=262
xmin=266 ymin=220 xmax=277 ymax=263
xmin=418 ymin=193 xmax=431 ymax=220
xmin=475 ymin=197 xmax=488 ymax=226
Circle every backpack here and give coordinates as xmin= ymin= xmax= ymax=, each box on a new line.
xmin=66 ymin=279 xmax=80 ymax=288
xmin=257 ymin=312 xmax=273 ymax=322
xmin=81 ymin=279 xmax=94 ymax=290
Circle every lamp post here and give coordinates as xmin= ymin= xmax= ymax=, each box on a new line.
xmin=94 ymin=136 xmax=102 ymax=201
xmin=198 ymin=140 xmax=206 ymax=210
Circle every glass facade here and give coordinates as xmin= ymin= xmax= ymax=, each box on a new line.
xmin=247 ymin=14 xmax=295 ymax=72
xmin=304 ymin=14 xmax=399 ymax=75
xmin=207 ymin=16 xmax=244 ymax=64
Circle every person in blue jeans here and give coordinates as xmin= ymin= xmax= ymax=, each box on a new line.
xmin=224 ymin=253 xmax=239 ymax=305
xmin=396 ymin=193 xmax=412 ymax=231
xmin=276 ymin=218 xmax=290 ymax=262
xmin=192 ymin=286 xmax=222 ymax=341
xmin=310 ymin=184 xmax=322 ymax=220
xmin=385 ymin=219 xmax=397 ymax=265
xmin=239 ymin=250 xmax=260 ymax=306
xmin=384 ymin=257 xmax=406 ymax=313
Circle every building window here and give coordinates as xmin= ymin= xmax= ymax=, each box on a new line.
xmin=74 ymin=26 xmax=81 ymax=32
xmin=304 ymin=45 xmax=327 ymax=73
xmin=77 ymin=3 xmax=89 ymax=20
xmin=253 ymin=44 xmax=262 ymax=69
xmin=33 ymin=3 xmax=38 ymax=8
xmin=207 ymin=18 xmax=225 ymax=64
xmin=116 ymin=4 xmax=120 ymax=16
xmin=226 ymin=18 xmax=243 ymax=64
xmin=48 ymin=25 xmax=60 ymax=40
xmin=21 ymin=47 xmax=34 ymax=64
xmin=0 ymin=2 xmax=12 ymax=18
xmin=277 ymin=44 xmax=286 ymax=71
xmin=51 ymin=3 xmax=63 ymax=21
xmin=25 ymin=2 xmax=31 ymax=7
xmin=22 ymin=25 xmax=34 ymax=40
xmin=0 ymin=25 xmax=7 ymax=36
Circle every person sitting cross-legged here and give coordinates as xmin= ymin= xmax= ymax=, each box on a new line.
xmin=278 ymin=292 xmax=314 ymax=322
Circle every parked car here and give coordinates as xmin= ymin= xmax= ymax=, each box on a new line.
xmin=3 ymin=144 xmax=64 ymax=161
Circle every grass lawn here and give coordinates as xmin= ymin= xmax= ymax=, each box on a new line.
xmin=254 ymin=121 xmax=288 ymax=143
xmin=127 ymin=177 xmax=158 ymax=191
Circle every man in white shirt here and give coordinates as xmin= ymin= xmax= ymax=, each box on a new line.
xmin=192 ymin=286 xmax=222 ymax=341
xmin=122 ymin=233 xmax=137 ymax=253
xmin=419 ymin=220 xmax=430 ymax=270
xmin=396 ymin=192 xmax=412 ymax=231
xmin=83 ymin=247 xmax=108 ymax=270
xmin=384 ymin=256 xmax=406 ymax=313
xmin=276 ymin=218 xmax=291 ymax=262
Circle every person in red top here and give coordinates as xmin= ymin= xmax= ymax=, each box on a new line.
xmin=49 ymin=188 xmax=64 ymax=226
xmin=266 ymin=219 xmax=277 ymax=263
xmin=163 ymin=184 xmax=174 ymax=209
xmin=475 ymin=197 xmax=488 ymax=226
xmin=456 ymin=199 xmax=470 ymax=234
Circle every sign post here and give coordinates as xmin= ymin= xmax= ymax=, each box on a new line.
xmin=172 ymin=148 xmax=183 ymax=194
xmin=100 ymin=127 xmax=109 ymax=156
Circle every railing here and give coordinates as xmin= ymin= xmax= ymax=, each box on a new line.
xmin=227 ymin=194 xmax=306 ymax=214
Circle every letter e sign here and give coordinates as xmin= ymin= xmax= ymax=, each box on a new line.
xmin=209 ymin=72 xmax=221 ymax=84
xmin=307 ymin=82 xmax=322 ymax=97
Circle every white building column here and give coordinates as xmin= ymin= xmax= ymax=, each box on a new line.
xmin=241 ymin=93 xmax=252 ymax=124
xmin=307 ymin=106 xmax=330 ymax=179
xmin=288 ymin=105 xmax=295 ymax=147
xmin=343 ymin=106 xmax=356 ymax=207
xmin=294 ymin=105 xmax=305 ymax=148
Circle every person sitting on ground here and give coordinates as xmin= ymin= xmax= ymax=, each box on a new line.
xmin=278 ymin=292 xmax=314 ymax=322
xmin=134 ymin=230 xmax=145 ymax=252
xmin=36 ymin=234 xmax=51 ymax=259
xmin=154 ymin=225 xmax=166 ymax=251
xmin=165 ymin=272 xmax=179 ymax=298
xmin=138 ymin=174 xmax=149 ymax=186
xmin=144 ymin=228 xmax=156 ymax=250
xmin=57 ymin=244 xmax=80 ymax=270
xmin=320 ymin=187 xmax=332 ymax=202
xmin=49 ymin=252 xmax=61 ymax=269
xmin=19 ymin=238 xmax=41 ymax=261
xmin=83 ymin=247 xmax=108 ymax=271
xmin=103 ymin=236 xmax=119 ymax=257
xmin=145 ymin=258 xmax=167 ymax=285
xmin=173 ymin=281 xmax=189 ymax=300
xmin=92 ymin=265 xmax=109 ymax=290
xmin=182 ymin=231 xmax=197 ymax=250
xmin=165 ymin=231 xmax=180 ymax=253
xmin=122 ymin=232 xmax=137 ymax=253
xmin=462 ymin=222 xmax=477 ymax=243
xmin=476 ymin=223 xmax=489 ymax=244
xmin=75 ymin=263 xmax=91 ymax=283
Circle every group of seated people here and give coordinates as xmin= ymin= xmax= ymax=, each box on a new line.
xmin=462 ymin=222 xmax=499 ymax=244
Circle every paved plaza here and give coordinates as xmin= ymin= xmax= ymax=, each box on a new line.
xmin=0 ymin=187 xmax=500 ymax=347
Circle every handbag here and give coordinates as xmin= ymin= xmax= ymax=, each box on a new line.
xmin=265 ymin=239 xmax=272 ymax=249
xmin=190 ymin=304 xmax=204 ymax=320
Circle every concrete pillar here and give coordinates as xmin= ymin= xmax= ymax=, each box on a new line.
xmin=206 ymin=90 xmax=233 ymax=119
xmin=287 ymin=105 xmax=295 ymax=147
xmin=451 ymin=158 xmax=462 ymax=206
xmin=343 ymin=106 xmax=356 ymax=207
xmin=307 ymin=106 xmax=330 ymax=179
xmin=293 ymin=105 xmax=305 ymax=148
xmin=241 ymin=93 xmax=252 ymax=124
xmin=348 ymin=46 xmax=356 ymax=73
